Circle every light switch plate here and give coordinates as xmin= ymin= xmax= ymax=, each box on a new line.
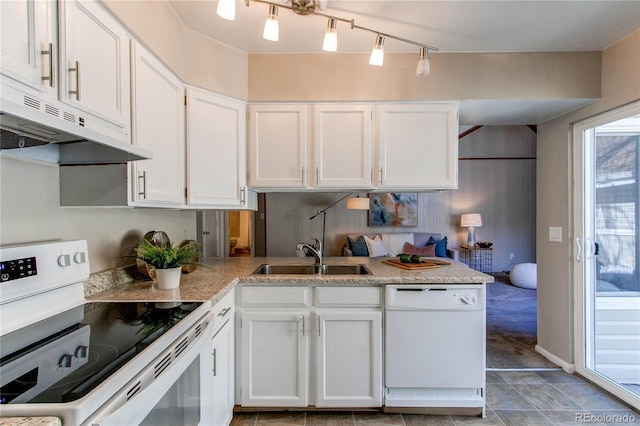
xmin=549 ymin=226 xmax=562 ymax=242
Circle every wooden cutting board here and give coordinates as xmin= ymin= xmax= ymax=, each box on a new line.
xmin=382 ymin=258 xmax=451 ymax=270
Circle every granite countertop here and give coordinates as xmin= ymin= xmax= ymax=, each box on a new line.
xmin=87 ymin=256 xmax=493 ymax=304
xmin=0 ymin=418 xmax=61 ymax=426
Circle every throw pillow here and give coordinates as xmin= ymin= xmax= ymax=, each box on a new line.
xmin=382 ymin=233 xmax=414 ymax=257
xmin=402 ymin=242 xmax=436 ymax=257
xmin=347 ymin=236 xmax=369 ymax=257
xmin=427 ymin=236 xmax=448 ymax=258
xmin=364 ymin=235 xmax=389 ymax=257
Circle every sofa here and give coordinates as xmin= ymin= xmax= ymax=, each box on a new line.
xmin=342 ymin=232 xmax=460 ymax=261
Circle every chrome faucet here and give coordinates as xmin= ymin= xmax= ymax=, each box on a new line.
xmin=296 ymin=238 xmax=323 ymax=266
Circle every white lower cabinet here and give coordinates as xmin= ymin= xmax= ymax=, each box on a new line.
xmin=237 ymin=285 xmax=382 ymax=408
xmin=211 ymin=291 xmax=235 ymax=426
xmin=315 ymin=311 xmax=382 ymax=407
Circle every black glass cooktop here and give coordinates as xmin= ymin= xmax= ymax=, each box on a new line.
xmin=0 ymin=301 xmax=203 ymax=405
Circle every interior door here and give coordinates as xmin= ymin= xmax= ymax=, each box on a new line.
xmin=573 ymin=101 xmax=640 ymax=409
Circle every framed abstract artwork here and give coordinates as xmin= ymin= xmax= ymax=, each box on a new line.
xmin=368 ymin=193 xmax=418 ymax=226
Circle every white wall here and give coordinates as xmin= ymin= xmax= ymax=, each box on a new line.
xmin=0 ymin=155 xmax=196 ymax=273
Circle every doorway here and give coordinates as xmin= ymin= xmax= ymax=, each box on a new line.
xmin=228 ymin=210 xmax=253 ymax=257
xmin=573 ymin=101 xmax=640 ymax=409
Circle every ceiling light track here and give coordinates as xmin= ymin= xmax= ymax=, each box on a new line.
xmin=230 ymin=0 xmax=438 ymax=74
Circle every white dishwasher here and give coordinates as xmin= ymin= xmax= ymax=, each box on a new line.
xmin=384 ymin=285 xmax=486 ymax=416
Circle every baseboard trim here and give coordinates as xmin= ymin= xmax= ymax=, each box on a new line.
xmin=535 ymin=345 xmax=576 ymax=373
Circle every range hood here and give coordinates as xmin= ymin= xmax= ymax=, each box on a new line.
xmin=0 ymin=80 xmax=152 ymax=164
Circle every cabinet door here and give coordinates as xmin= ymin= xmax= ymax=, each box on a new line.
xmin=314 ymin=104 xmax=372 ymax=188
xmin=130 ymin=43 xmax=185 ymax=206
xmin=377 ymin=103 xmax=458 ymax=190
xmin=59 ymin=0 xmax=131 ymax=132
xmin=212 ymin=319 xmax=234 ymax=426
xmin=315 ymin=311 xmax=382 ymax=407
xmin=240 ymin=312 xmax=309 ymax=407
xmin=248 ymin=104 xmax=308 ymax=188
xmin=187 ymin=88 xmax=247 ymax=208
xmin=1 ymin=0 xmax=57 ymax=96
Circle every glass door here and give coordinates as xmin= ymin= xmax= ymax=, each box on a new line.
xmin=573 ymin=102 xmax=640 ymax=409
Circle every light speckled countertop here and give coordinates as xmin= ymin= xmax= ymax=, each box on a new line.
xmin=0 ymin=418 xmax=60 ymax=426
xmin=87 ymin=256 xmax=493 ymax=304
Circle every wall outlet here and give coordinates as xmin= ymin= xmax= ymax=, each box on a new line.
xmin=509 ymin=253 xmax=515 ymax=260
xmin=549 ymin=226 xmax=563 ymax=242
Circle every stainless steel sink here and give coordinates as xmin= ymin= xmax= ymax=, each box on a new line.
xmin=252 ymin=264 xmax=371 ymax=275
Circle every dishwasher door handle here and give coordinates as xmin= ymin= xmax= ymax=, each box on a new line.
xmin=396 ymin=288 xmax=425 ymax=292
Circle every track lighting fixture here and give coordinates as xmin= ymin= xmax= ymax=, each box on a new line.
xmin=322 ymin=18 xmax=338 ymax=52
xmin=369 ymin=34 xmax=385 ymax=66
xmin=416 ymin=47 xmax=430 ymax=76
xmin=262 ymin=4 xmax=279 ymax=41
xmin=216 ymin=0 xmax=438 ymax=74
xmin=216 ymin=0 xmax=236 ymax=20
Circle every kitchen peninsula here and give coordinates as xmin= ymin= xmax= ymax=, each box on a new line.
xmin=87 ymin=256 xmax=493 ymax=419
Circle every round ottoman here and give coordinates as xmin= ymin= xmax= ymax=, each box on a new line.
xmin=510 ymin=263 xmax=537 ymax=289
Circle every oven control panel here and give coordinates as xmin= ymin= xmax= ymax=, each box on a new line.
xmin=0 ymin=240 xmax=89 ymax=305
xmin=0 ymin=256 xmax=37 ymax=282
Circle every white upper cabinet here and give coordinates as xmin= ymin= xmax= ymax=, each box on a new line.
xmin=130 ymin=43 xmax=185 ymax=207
xmin=313 ymin=104 xmax=372 ymax=189
xmin=0 ymin=0 xmax=57 ymax=97
xmin=58 ymin=0 xmax=131 ymax=140
xmin=187 ymin=87 xmax=250 ymax=208
xmin=248 ymin=104 xmax=308 ymax=189
xmin=376 ymin=103 xmax=459 ymax=190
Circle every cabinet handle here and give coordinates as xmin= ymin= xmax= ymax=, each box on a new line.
xmin=212 ymin=348 xmax=217 ymax=377
xmin=301 ymin=167 xmax=305 ymax=186
xmin=138 ymin=171 xmax=146 ymax=199
xmin=316 ymin=167 xmax=320 ymax=185
xmin=240 ymin=186 xmax=246 ymax=204
xmin=301 ymin=316 xmax=305 ymax=337
xmin=218 ymin=307 xmax=231 ymax=317
xmin=317 ymin=316 xmax=321 ymax=337
xmin=68 ymin=61 xmax=80 ymax=100
xmin=380 ymin=167 xmax=384 ymax=184
xmin=41 ymin=43 xmax=54 ymax=87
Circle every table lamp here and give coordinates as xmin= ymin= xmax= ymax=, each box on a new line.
xmin=461 ymin=213 xmax=482 ymax=246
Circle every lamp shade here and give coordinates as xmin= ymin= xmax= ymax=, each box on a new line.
xmin=216 ymin=0 xmax=236 ymax=20
xmin=346 ymin=197 xmax=369 ymax=210
xmin=461 ymin=213 xmax=482 ymax=227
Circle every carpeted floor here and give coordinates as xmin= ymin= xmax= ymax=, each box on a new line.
xmin=486 ymin=273 xmax=560 ymax=369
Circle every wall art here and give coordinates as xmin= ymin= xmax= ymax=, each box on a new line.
xmin=368 ymin=193 xmax=418 ymax=226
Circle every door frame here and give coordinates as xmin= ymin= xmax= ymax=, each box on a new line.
xmin=571 ymin=100 xmax=640 ymax=408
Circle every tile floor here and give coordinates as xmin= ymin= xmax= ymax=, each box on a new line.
xmin=230 ymin=370 xmax=639 ymax=426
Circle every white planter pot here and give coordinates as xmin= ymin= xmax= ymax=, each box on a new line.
xmin=155 ymin=267 xmax=182 ymax=289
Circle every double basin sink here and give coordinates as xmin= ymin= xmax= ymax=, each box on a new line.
xmin=252 ymin=263 xmax=371 ymax=276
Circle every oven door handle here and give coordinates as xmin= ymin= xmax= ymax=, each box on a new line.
xmin=85 ymin=313 xmax=215 ymax=425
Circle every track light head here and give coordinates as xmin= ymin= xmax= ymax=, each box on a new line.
xmin=416 ymin=47 xmax=430 ymax=76
xmin=369 ymin=34 xmax=385 ymax=66
xmin=263 ymin=4 xmax=279 ymax=41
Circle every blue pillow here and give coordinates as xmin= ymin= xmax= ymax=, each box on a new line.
xmin=427 ymin=236 xmax=448 ymax=258
xmin=348 ymin=236 xmax=369 ymax=256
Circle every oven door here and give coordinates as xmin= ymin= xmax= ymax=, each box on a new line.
xmin=85 ymin=314 xmax=214 ymax=426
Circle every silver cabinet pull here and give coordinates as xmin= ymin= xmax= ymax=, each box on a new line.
xmin=301 ymin=316 xmax=305 ymax=337
xmin=68 ymin=61 xmax=80 ymax=100
xmin=138 ymin=171 xmax=146 ymax=199
xmin=212 ymin=348 xmax=217 ymax=377
xmin=41 ymin=43 xmax=54 ymax=87
xmin=380 ymin=167 xmax=384 ymax=183
xmin=240 ymin=186 xmax=246 ymax=204
xmin=218 ymin=307 xmax=231 ymax=317
xmin=301 ymin=167 xmax=305 ymax=186
xmin=317 ymin=316 xmax=321 ymax=337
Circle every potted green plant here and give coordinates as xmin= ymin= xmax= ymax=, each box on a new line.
xmin=133 ymin=238 xmax=202 ymax=289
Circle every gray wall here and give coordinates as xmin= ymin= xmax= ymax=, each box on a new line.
xmin=265 ymin=125 xmax=537 ymax=273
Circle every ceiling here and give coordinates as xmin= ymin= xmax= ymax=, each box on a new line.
xmin=167 ymin=0 xmax=640 ymax=124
